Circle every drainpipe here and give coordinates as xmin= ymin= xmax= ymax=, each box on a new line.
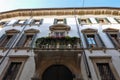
xmin=74 ymin=8 xmax=92 ymax=80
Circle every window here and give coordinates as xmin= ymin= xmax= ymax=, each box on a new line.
xmin=0 ymin=34 xmax=17 ymax=48
xmin=96 ymin=18 xmax=110 ymax=24
xmin=114 ymin=18 xmax=120 ymax=23
xmin=14 ymin=20 xmax=26 ymax=26
xmin=7 ymin=20 xmax=18 ymax=26
xmin=2 ymin=62 xmax=22 ymax=80
xmin=54 ymin=32 xmax=65 ymax=38
xmin=16 ymin=34 xmax=37 ymax=48
xmin=90 ymin=57 xmax=119 ymax=80
xmin=78 ymin=18 xmax=91 ymax=25
xmin=97 ymin=63 xmax=116 ymax=80
xmin=54 ymin=18 xmax=66 ymax=24
xmin=0 ymin=21 xmax=8 ymax=26
xmin=106 ymin=33 xmax=120 ymax=48
xmin=30 ymin=19 xmax=43 ymax=26
xmin=83 ymin=33 xmax=105 ymax=48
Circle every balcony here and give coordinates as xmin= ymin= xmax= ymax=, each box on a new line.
xmin=35 ymin=36 xmax=81 ymax=50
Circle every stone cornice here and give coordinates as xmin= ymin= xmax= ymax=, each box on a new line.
xmin=0 ymin=7 xmax=120 ymax=19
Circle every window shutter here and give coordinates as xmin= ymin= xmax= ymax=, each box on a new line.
xmin=0 ymin=34 xmax=7 ymax=46
xmin=117 ymin=33 xmax=120 ymax=44
xmin=39 ymin=19 xmax=43 ymax=25
xmin=16 ymin=34 xmax=26 ymax=47
xmin=106 ymin=33 xmax=117 ymax=48
xmin=88 ymin=18 xmax=92 ymax=24
xmin=63 ymin=18 xmax=67 ymax=24
xmin=78 ymin=18 xmax=81 ymax=24
xmin=83 ymin=33 xmax=89 ymax=48
xmin=30 ymin=34 xmax=37 ymax=48
xmin=95 ymin=33 xmax=105 ymax=48
xmin=54 ymin=19 xmax=57 ymax=24
xmin=0 ymin=34 xmax=7 ymax=42
xmin=28 ymin=19 xmax=34 ymax=25
xmin=95 ymin=18 xmax=99 ymax=23
xmin=5 ymin=34 xmax=17 ymax=48
xmin=114 ymin=18 xmax=120 ymax=23
xmin=105 ymin=18 xmax=110 ymax=23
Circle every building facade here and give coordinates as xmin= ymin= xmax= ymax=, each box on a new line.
xmin=0 ymin=7 xmax=120 ymax=80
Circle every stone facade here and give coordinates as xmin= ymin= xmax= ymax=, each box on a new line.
xmin=0 ymin=7 xmax=120 ymax=80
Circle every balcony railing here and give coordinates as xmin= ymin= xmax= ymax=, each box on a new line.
xmin=35 ymin=36 xmax=81 ymax=49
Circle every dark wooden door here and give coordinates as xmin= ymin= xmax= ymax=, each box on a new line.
xmin=42 ymin=65 xmax=73 ymax=80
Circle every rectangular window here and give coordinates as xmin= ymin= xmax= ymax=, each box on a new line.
xmin=107 ymin=33 xmax=120 ymax=48
xmin=79 ymin=18 xmax=91 ymax=25
xmin=16 ymin=34 xmax=36 ymax=48
xmin=87 ymin=35 xmax=97 ymax=48
xmin=114 ymin=18 xmax=120 ymax=23
xmin=83 ymin=33 xmax=105 ymax=48
xmin=54 ymin=18 xmax=66 ymax=24
xmin=15 ymin=20 xmax=26 ymax=26
xmin=0 ymin=34 xmax=16 ymax=48
xmin=7 ymin=20 xmax=18 ymax=26
xmin=54 ymin=32 xmax=65 ymax=37
xmin=31 ymin=19 xmax=43 ymax=26
xmin=96 ymin=63 xmax=116 ymax=80
xmin=97 ymin=18 xmax=110 ymax=24
xmin=3 ymin=62 xmax=22 ymax=80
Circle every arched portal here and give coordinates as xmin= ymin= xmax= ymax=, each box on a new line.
xmin=42 ymin=64 xmax=74 ymax=80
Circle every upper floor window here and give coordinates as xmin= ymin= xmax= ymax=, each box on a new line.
xmin=82 ymin=28 xmax=105 ymax=48
xmin=96 ymin=18 xmax=110 ymax=24
xmin=14 ymin=20 xmax=26 ymax=26
xmin=49 ymin=24 xmax=70 ymax=38
xmin=30 ymin=19 xmax=43 ymax=26
xmin=0 ymin=29 xmax=19 ymax=48
xmin=103 ymin=28 xmax=120 ymax=48
xmin=54 ymin=18 xmax=67 ymax=24
xmin=78 ymin=18 xmax=91 ymax=25
xmin=0 ymin=21 xmax=8 ymax=27
xmin=114 ymin=18 xmax=120 ymax=23
xmin=15 ymin=29 xmax=39 ymax=48
xmin=7 ymin=20 xmax=18 ymax=26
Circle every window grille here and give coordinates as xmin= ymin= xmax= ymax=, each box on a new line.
xmin=97 ymin=63 xmax=116 ymax=80
xmin=3 ymin=62 xmax=22 ymax=80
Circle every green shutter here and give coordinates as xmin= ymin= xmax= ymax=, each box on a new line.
xmin=54 ymin=19 xmax=57 ymax=24
xmin=95 ymin=18 xmax=99 ymax=23
xmin=78 ymin=18 xmax=81 ymax=24
xmin=39 ymin=19 xmax=43 ymax=25
xmin=63 ymin=18 xmax=67 ymax=24
xmin=88 ymin=18 xmax=92 ymax=24
xmin=114 ymin=18 xmax=120 ymax=23
xmin=105 ymin=18 xmax=111 ymax=23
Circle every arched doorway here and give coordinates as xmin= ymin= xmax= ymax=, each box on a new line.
xmin=42 ymin=65 xmax=74 ymax=80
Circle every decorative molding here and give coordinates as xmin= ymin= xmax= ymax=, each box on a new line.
xmin=49 ymin=24 xmax=70 ymax=31
xmin=0 ymin=7 xmax=120 ymax=19
xmin=81 ymin=28 xmax=98 ymax=33
xmin=103 ymin=28 xmax=119 ymax=33
xmin=5 ymin=29 xmax=20 ymax=34
xmin=24 ymin=28 xmax=40 ymax=34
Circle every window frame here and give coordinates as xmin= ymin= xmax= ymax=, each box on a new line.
xmin=90 ymin=56 xmax=120 ymax=80
xmin=1 ymin=56 xmax=28 ymax=80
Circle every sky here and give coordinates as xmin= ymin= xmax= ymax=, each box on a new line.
xmin=0 ymin=0 xmax=120 ymax=12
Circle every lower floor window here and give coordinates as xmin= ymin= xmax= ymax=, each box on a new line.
xmin=96 ymin=63 xmax=116 ymax=80
xmin=3 ymin=62 xmax=22 ymax=80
